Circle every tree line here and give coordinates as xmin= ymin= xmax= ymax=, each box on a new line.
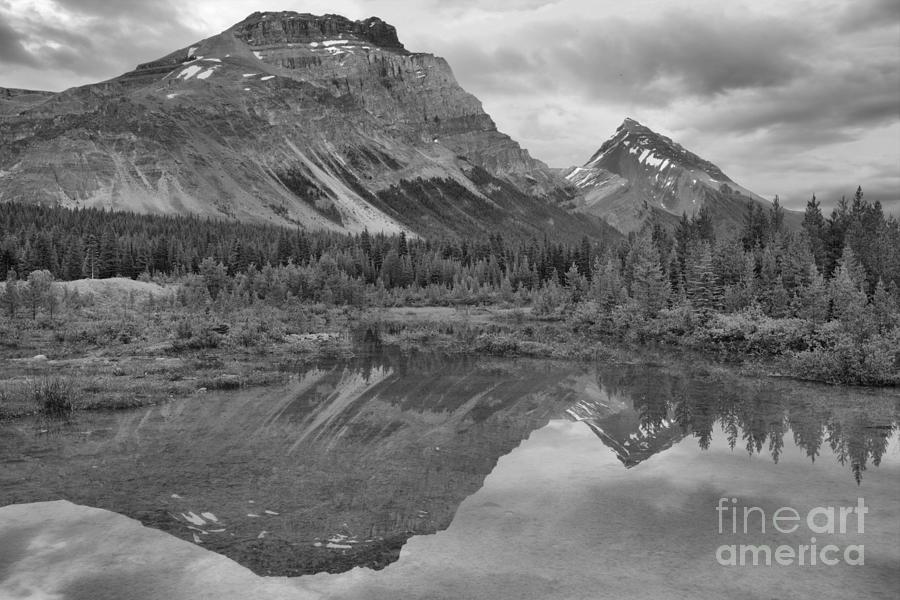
xmin=0 ymin=203 xmax=601 ymax=291
xmin=0 ymin=188 xmax=897 ymax=325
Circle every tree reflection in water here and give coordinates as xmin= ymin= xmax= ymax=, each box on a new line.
xmin=589 ymin=364 xmax=898 ymax=483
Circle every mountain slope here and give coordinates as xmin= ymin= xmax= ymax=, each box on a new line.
xmin=565 ymin=385 xmax=686 ymax=468
xmin=0 ymin=12 xmax=608 ymax=242
xmin=564 ymin=118 xmax=802 ymax=234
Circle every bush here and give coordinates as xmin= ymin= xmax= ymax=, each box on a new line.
xmin=199 ymin=374 xmax=243 ymax=390
xmin=472 ymin=333 xmax=521 ymax=355
xmin=227 ymin=314 xmax=286 ymax=347
xmin=55 ymin=319 xmax=143 ymax=346
xmin=792 ymin=329 xmax=900 ymax=385
xmin=170 ymin=318 xmax=223 ymax=350
xmin=32 ymin=377 xmax=77 ymax=417
xmin=687 ymin=309 xmax=810 ymax=355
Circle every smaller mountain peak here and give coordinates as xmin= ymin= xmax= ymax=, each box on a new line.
xmin=618 ymin=117 xmax=656 ymax=135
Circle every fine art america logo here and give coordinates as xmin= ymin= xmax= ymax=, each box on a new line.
xmin=715 ymin=497 xmax=867 ymax=566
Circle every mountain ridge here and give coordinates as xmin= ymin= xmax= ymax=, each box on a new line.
xmin=0 ymin=11 xmax=613 ymax=242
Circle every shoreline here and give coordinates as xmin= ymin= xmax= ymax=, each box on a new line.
xmin=2 ymin=303 xmax=893 ymax=421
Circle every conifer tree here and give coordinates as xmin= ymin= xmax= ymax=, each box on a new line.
xmin=695 ymin=204 xmax=715 ymax=242
xmin=870 ymin=278 xmax=898 ymax=333
xmin=770 ymin=195 xmax=784 ymax=234
xmin=628 ymin=230 xmax=669 ymax=317
xmin=1 ymin=270 xmax=20 ymax=319
xmin=802 ymin=194 xmax=827 ymax=269
xmin=829 ymin=247 xmax=868 ymax=322
xmin=797 ymin=264 xmax=829 ymax=323
xmin=684 ymin=241 xmax=721 ymax=313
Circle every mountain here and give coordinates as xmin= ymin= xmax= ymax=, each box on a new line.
xmin=563 ymin=118 xmax=802 ymax=234
xmin=0 ymin=12 xmax=610 ymax=242
xmin=565 ymin=381 xmax=686 ymax=468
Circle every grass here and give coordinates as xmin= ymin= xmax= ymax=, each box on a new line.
xmin=33 ymin=377 xmax=78 ymax=417
xmin=0 ymin=377 xmax=78 ymax=418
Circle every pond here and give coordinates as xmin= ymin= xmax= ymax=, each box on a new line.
xmin=1 ymin=352 xmax=898 ymax=598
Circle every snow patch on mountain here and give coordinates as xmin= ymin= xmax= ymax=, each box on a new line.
xmin=178 ymin=65 xmax=204 ymax=80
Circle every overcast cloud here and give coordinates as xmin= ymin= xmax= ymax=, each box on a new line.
xmin=0 ymin=0 xmax=897 ymax=213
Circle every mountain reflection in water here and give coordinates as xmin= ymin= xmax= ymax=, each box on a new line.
xmin=0 ymin=352 xmax=896 ymax=577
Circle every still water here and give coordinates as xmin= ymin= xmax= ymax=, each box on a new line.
xmin=1 ymin=352 xmax=898 ymax=598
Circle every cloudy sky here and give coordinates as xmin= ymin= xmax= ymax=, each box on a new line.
xmin=1 ymin=0 xmax=898 ymax=212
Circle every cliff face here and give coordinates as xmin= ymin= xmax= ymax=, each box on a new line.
xmin=0 ymin=12 xmax=602 ymax=241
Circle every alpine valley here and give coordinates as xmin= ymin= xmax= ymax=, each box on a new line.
xmin=0 ymin=11 xmax=795 ymax=240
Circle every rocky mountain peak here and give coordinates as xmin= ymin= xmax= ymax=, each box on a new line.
xmin=618 ymin=117 xmax=647 ymax=132
xmin=229 ymin=12 xmax=406 ymax=52
xmin=567 ymin=119 xmax=800 ymax=234
xmin=586 ymin=118 xmax=728 ymax=183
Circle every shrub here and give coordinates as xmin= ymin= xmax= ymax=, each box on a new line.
xmin=227 ymin=313 xmax=287 ymax=347
xmin=792 ymin=329 xmax=900 ymax=385
xmin=472 ymin=333 xmax=521 ymax=355
xmin=32 ymin=378 xmax=77 ymax=417
xmin=199 ymin=374 xmax=243 ymax=390
xmin=688 ymin=309 xmax=810 ymax=355
xmin=170 ymin=318 xmax=223 ymax=350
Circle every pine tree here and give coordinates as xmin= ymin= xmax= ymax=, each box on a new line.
xmin=757 ymin=245 xmax=785 ymax=316
xmin=825 ymin=197 xmax=850 ymax=276
xmin=0 ymin=236 xmax=18 ymax=277
xmin=802 ymin=194 xmax=827 ymax=269
xmin=695 ymin=205 xmax=715 ymax=242
xmin=577 ymin=236 xmax=592 ymax=279
xmin=1 ymin=270 xmax=20 ymax=318
xmin=770 ymin=195 xmax=784 ymax=234
xmin=199 ymin=258 xmax=229 ymax=300
xmin=360 ymin=229 xmax=372 ymax=257
xmin=684 ymin=241 xmax=722 ymax=313
xmin=628 ymin=230 xmax=669 ymax=317
xmin=742 ymin=202 xmax=769 ymax=250
xmin=797 ymin=264 xmax=829 ymax=323
xmin=97 ymin=228 xmax=120 ymax=278
xmin=870 ymin=279 xmax=898 ymax=333
xmin=731 ymin=254 xmax=758 ymax=312
xmin=829 ymin=248 xmax=868 ymax=323
xmin=24 ymin=269 xmax=53 ymax=320
xmin=839 ymin=246 xmax=868 ymax=291
xmin=83 ymin=234 xmax=100 ymax=279
xmin=590 ymin=257 xmax=626 ymax=312
xmin=780 ymin=234 xmax=816 ymax=293
xmin=711 ymin=237 xmax=746 ymax=288
xmin=564 ymin=262 xmax=585 ymax=303
xmin=61 ymin=237 xmax=84 ymax=281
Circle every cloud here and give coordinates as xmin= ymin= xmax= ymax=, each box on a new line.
xmin=839 ymin=0 xmax=900 ymax=31
xmin=386 ymin=0 xmax=561 ymax=14
xmin=0 ymin=19 xmax=37 ymax=67
xmin=679 ymin=60 xmax=900 ymax=143
xmin=0 ymin=0 xmax=205 ymax=86
xmin=440 ymin=10 xmax=818 ymax=107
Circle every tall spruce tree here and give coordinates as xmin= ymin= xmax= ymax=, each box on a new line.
xmin=802 ymin=194 xmax=827 ymax=269
xmin=627 ymin=229 xmax=669 ymax=317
